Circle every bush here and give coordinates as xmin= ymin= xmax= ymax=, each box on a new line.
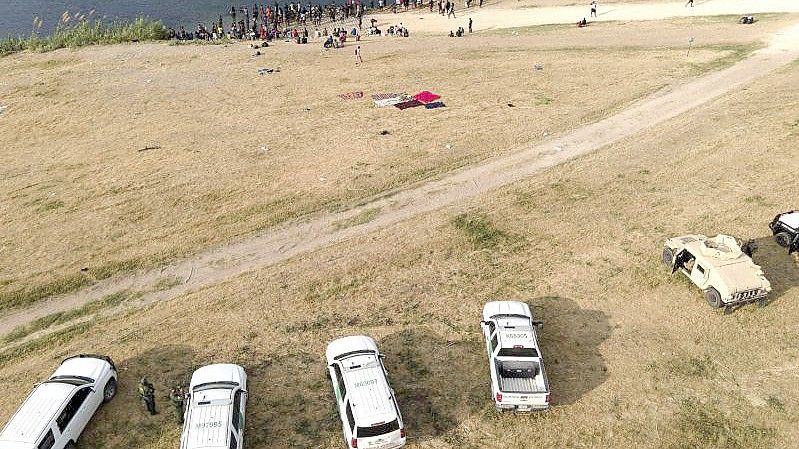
xmin=0 ymin=17 xmax=169 ymax=57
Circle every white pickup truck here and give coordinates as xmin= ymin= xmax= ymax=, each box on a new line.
xmin=480 ymin=301 xmax=550 ymax=412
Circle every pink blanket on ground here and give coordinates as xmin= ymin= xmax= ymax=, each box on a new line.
xmin=413 ymin=91 xmax=441 ymax=104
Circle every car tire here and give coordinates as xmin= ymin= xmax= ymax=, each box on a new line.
xmin=775 ymin=232 xmax=792 ymax=248
xmin=102 ymin=378 xmax=117 ymax=403
xmin=662 ymin=248 xmax=674 ymax=266
xmin=705 ymin=288 xmax=722 ymax=308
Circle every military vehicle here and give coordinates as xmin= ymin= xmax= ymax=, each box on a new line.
xmin=769 ymin=211 xmax=799 ymax=254
xmin=663 ymin=234 xmax=771 ymax=310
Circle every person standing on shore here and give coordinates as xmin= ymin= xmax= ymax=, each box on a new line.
xmin=590 ymin=0 xmax=597 ymax=17
xmin=685 ymin=0 xmax=693 ymax=6
xmin=355 ymin=45 xmax=363 ymax=64
xmin=479 ymin=0 xmax=483 ymax=7
xmin=468 ymin=17 xmax=472 ymax=32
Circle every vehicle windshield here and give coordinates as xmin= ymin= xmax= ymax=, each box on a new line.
xmin=334 ymin=349 xmax=377 ymax=361
xmin=498 ymin=347 xmax=539 ymax=358
xmin=357 ymin=419 xmax=400 ymax=438
xmin=490 ymin=313 xmax=530 ymax=321
xmin=193 ymin=381 xmax=238 ymax=392
xmin=46 ymin=375 xmax=93 ymax=386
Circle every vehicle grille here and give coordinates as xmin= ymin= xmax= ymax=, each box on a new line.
xmin=734 ymin=289 xmax=765 ymax=301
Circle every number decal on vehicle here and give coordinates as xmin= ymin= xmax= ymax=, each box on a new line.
xmin=196 ymin=421 xmax=224 ymax=429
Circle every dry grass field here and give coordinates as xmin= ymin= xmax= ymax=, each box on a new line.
xmin=0 ymin=29 xmax=796 ymax=448
xmin=2 ymin=16 xmax=792 ymax=313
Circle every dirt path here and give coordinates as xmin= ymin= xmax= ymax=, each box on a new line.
xmin=372 ymin=0 xmax=799 ymax=34
xmin=1 ymin=19 xmax=798 ymax=339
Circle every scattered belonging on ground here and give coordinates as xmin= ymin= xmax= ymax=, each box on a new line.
xmin=395 ymin=99 xmax=424 ymax=110
xmin=339 ymin=91 xmax=364 ymax=100
xmin=0 ymin=105 xmax=5 ymax=115
xmin=379 ymin=129 xmax=390 ymax=135
xmin=372 ymin=93 xmax=406 ymax=108
xmin=534 ymin=63 xmax=544 ymax=70
xmin=258 ymin=67 xmax=280 ymax=75
xmin=413 ymin=91 xmax=441 ymax=104
xmin=424 ymin=102 xmax=445 ymax=109
xmin=138 ymin=145 xmax=161 ymax=152
xmin=739 ymin=16 xmax=756 ymax=24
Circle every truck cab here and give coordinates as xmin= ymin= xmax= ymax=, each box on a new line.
xmin=481 ymin=301 xmax=550 ymax=413
xmin=180 ymin=364 xmax=247 ymax=449
xmin=326 ymin=336 xmax=406 ymax=449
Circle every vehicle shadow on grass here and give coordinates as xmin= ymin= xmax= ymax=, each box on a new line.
xmin=243 ymin=351 xmax=339 ymax=449
xmin=81 ymin=344 xmax=198 ymax=448
xmin=378 ymin=328 xmax=486 ymax=443
xmin=527 ymin=297 xmax=612 ymax=406
xmin=751 ymin=236 xmax=799 ymax=305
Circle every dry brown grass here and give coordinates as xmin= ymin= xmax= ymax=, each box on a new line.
xmin=0 ymin=46 xmax=796 ymax=448
xmin=2 ymin=18 xmax=786 ymax=310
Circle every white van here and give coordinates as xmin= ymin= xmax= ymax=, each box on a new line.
xmin=326 ymin=336 xmax=406 ymax=449
xmin=180 ymin=364 xmax=247 ymax=449
xmin=0 ymin=354 xmax=117 ymax=449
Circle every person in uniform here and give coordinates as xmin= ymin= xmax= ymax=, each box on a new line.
xmin=138 ymin=377 xmax=157 ymax=415
xmin=169 ymin=386 xmax=186 ymax=425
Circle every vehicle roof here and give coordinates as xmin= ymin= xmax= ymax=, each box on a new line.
xmin=52 ymin=356 xmax=109 ymax=381
xmin=326 ymin=335 xmax=379 ymax=363
xmin=778 ymin=211 xmax=799 ymax=230
xmin=183 ymin=397 xmax=233 ymax=449
xmin=340 ymin=354 xmax=397 ymax=425
xmin=483 ymin=301 xmax=532 ymax=321
xmin=190 ymin=364 xmax=246 ymax=390
xmin=668 ymin=235 xmax=750 ymax=267
xmin=0 ymin=383 xmax=76 ymax=445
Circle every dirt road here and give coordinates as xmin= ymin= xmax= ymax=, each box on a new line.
xmin=1 ymin=18 xmax=797 ymax=339
xmin=373 ymin=0 xmax=799 ymax=33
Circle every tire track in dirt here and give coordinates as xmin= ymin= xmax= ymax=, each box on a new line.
xmin=1 ymin=22 xmax=798 ymax=340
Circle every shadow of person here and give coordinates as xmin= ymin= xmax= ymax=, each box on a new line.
xmin=80 ymin=344 xmax=198 ymax=447
xmin=751 ymin=236 xmax=799 ymax=304
xmin=527 ymin=297 xmax=612 ymax=406
xmin=243 ymin=351 xmax=339 ymax=449
xmin=378 ymin=328 xmax=485 ymax=442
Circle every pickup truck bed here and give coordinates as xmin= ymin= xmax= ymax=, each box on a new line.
xmin=496 ymin=360 xmax=547 ymax=393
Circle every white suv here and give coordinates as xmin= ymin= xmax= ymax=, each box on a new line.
xmin=326 ymin=336 xmax=406 ymax=449
xmin=180 ymin=364 xmax=248 ymax=449
xmin=0 ymin=354 xmax=117 ymax=449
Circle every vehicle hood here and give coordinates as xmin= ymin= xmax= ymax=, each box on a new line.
xmin=190 ymin=364 xmax=246 ymax=389
xmin=52 ymin=357 xmax=107 ymax=382
xmin=715 ymin=262 xmax=771 ymax=293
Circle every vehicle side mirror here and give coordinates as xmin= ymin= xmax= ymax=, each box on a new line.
xmin=378 ymin=353 xmax=386 ymax=359
xmin=532 ymin=320 xmax=544 ymax=328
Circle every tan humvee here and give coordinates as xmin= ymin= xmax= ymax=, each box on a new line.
xmin=663 ymin=234 xmax=771 ymax=310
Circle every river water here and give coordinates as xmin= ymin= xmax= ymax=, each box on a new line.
xmin=0 ymin=0 xmax=254 ymax=37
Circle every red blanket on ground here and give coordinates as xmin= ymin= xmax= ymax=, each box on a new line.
xmin=413 ymin=91 xmax=441 ymax=104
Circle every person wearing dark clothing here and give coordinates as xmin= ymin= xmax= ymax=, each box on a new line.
xmin=468 ymin=17 xmax=472 ymax=32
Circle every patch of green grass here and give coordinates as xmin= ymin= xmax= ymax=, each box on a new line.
xmin=150 ymin=276 xmax=182 ymax=291
xmin=687 ymin=44 xmax=761 ymax=76
xmin=0 ymin=273 xmax=90 ymax=312
xmin=1 ymin=17 xmax=169 ymax=57
xmin=1 ymin=290 xmax=142 ymax=344
xmin=663 ymin=398 xmax=775 ymax=449
xmin=0 ymin=321 xmax=93 ymax=368
xmin=332 ymin=207 xmax=382 ymax=230
xmin=451 ymin=213 xmax=511 ymax=250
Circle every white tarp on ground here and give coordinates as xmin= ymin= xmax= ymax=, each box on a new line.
xmin=0 ymin=105 xmax=6 ymax=115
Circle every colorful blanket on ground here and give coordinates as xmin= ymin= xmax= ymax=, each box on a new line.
xmin=339 ymin=91 xmax=364 ymax=100
xmin=373 ymin=93 xmax=407 ymax=108
xmin=424 ymin=101 xmax=445 ymax=109
xmin=413 ymin=91 xmax=441 ymax=104
xmin=395 ymin=99 xmax=424 ymax=110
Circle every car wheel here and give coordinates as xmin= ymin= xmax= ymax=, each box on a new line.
xmin=704 ymin=288 xmax=722 ymax=308
xmin=102 ymin=378 xmax=118 ymax=403
xmin=775 ymin=232 xmax=792 ymax=248
xmin=662 ymin=248 xmax=674 ymax=266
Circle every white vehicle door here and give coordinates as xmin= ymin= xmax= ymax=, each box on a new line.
xmin=689 ymin=262 xmax=709 ymax=288
xmin=483 ymin=321 xmax=497 ymax=356
xmin=55 ymin=386 xmax=93 ymax=445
